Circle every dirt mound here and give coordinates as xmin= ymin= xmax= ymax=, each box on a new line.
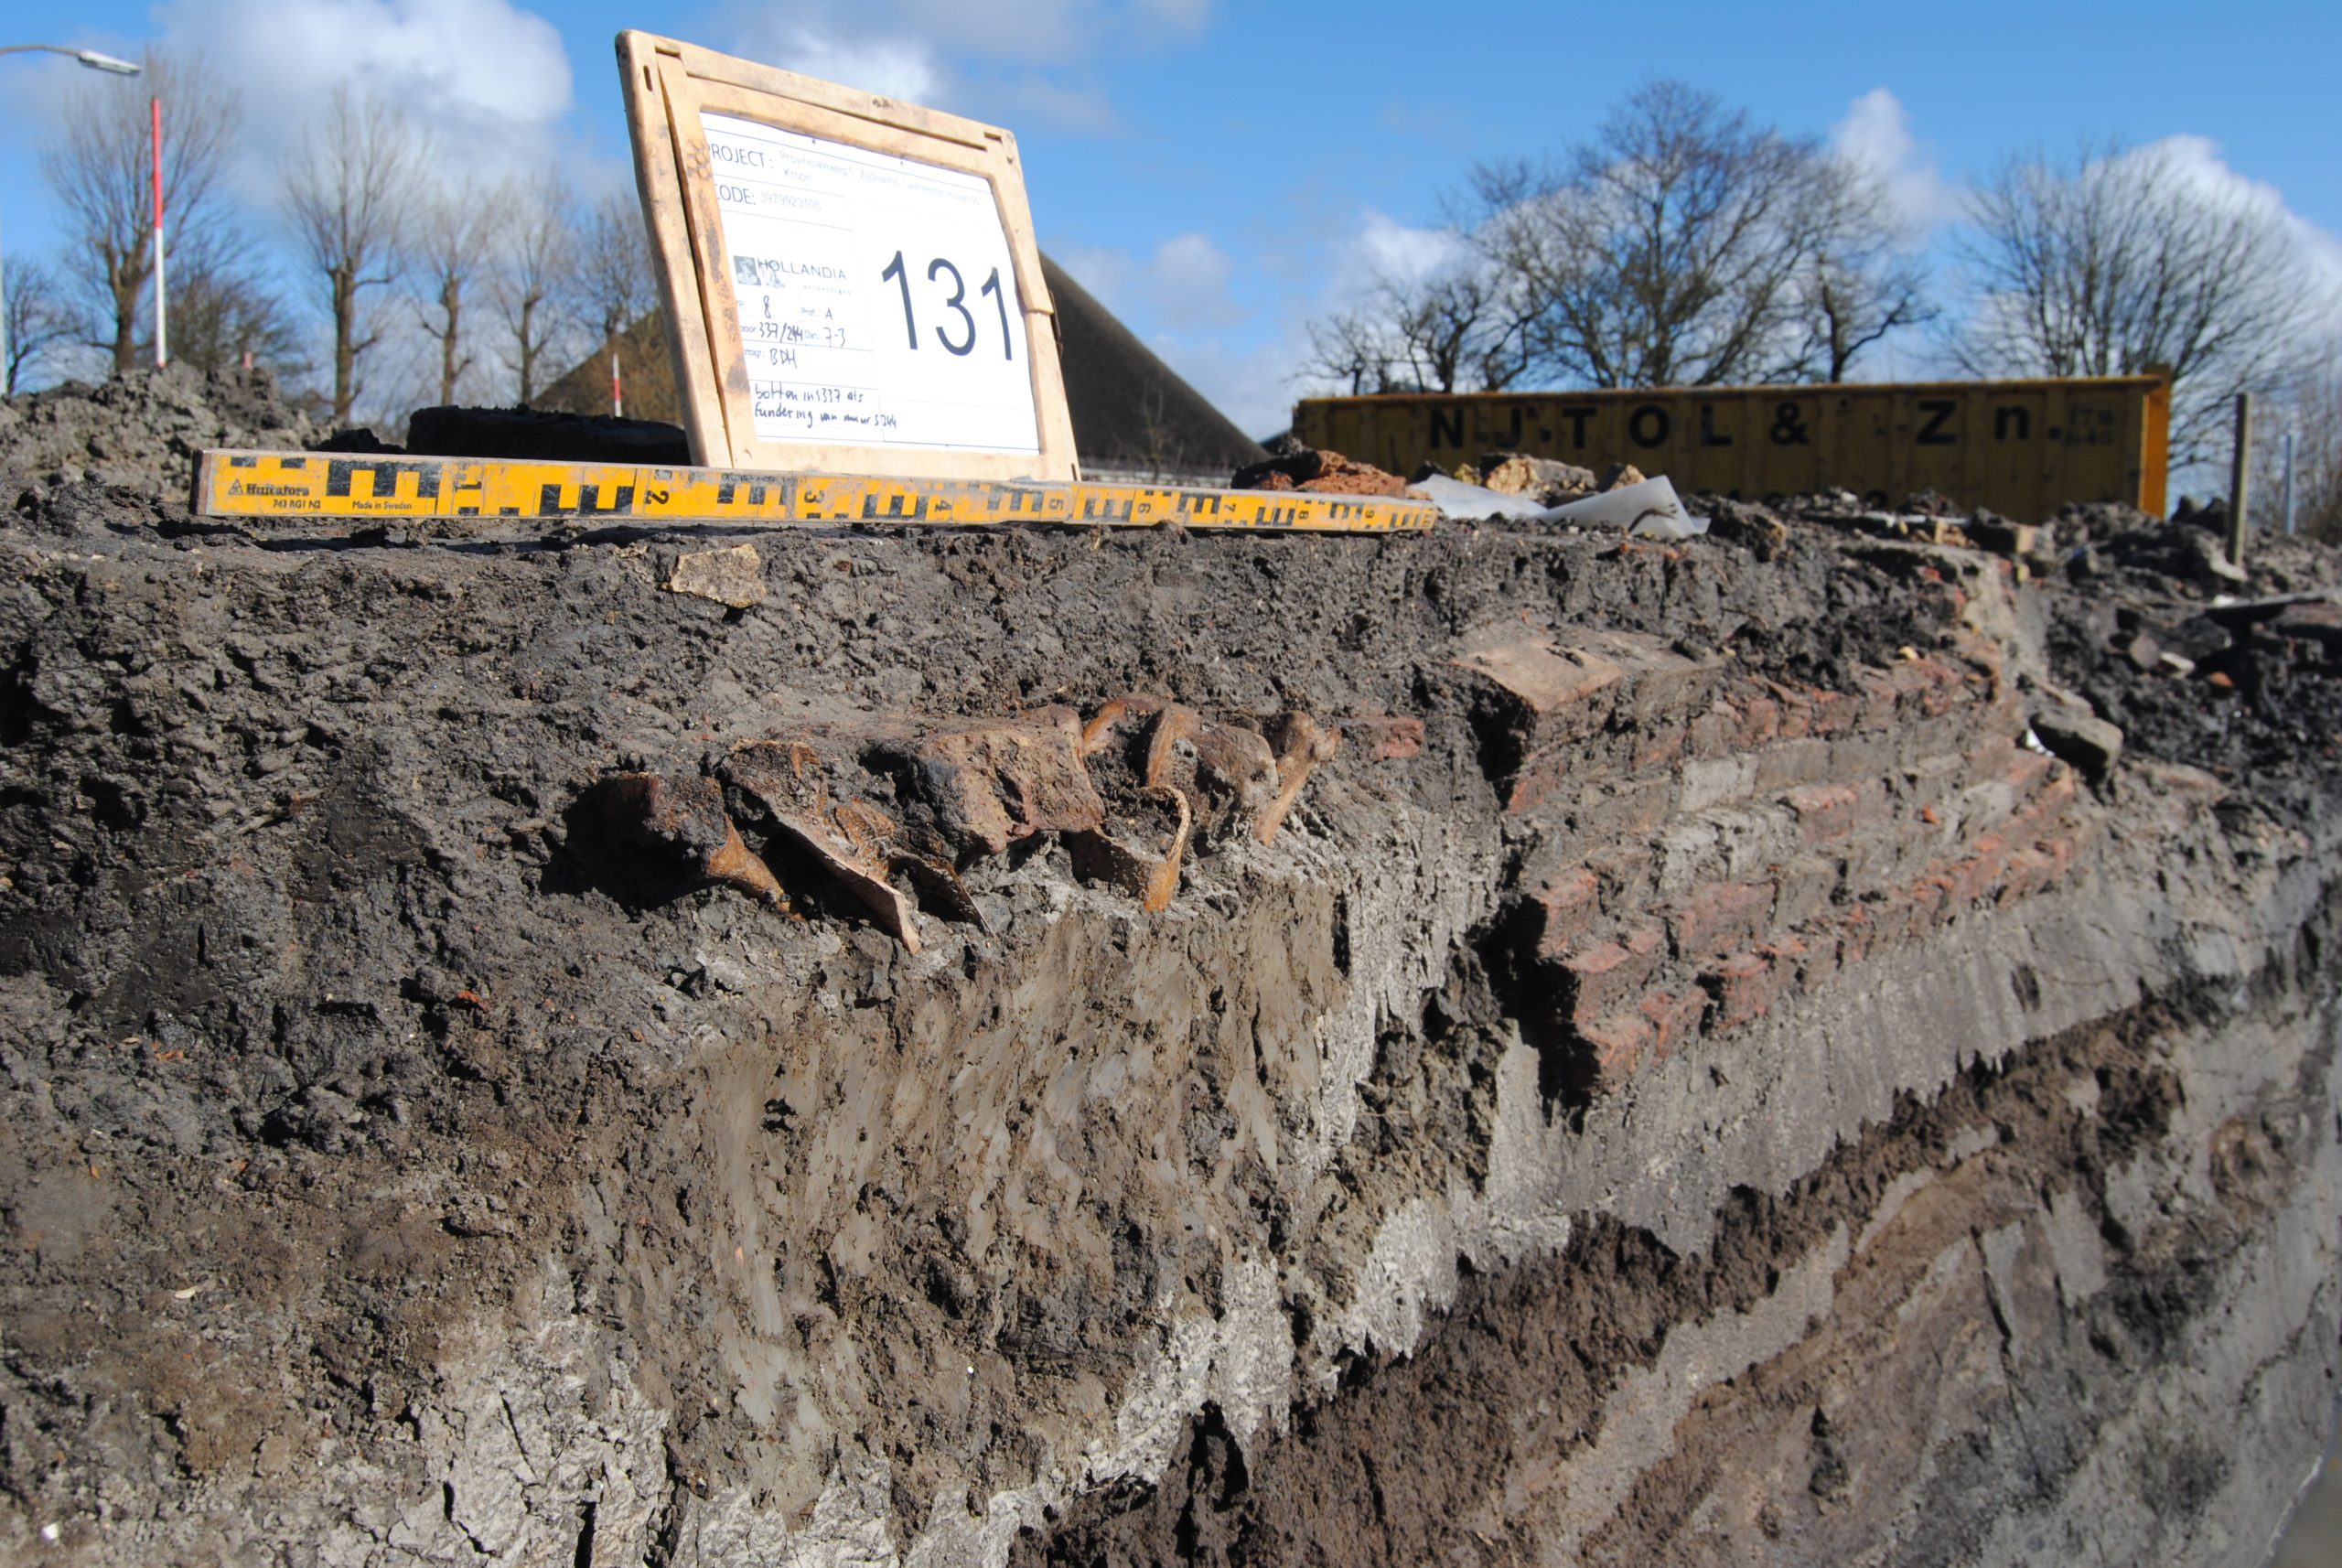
xmin=0 ymin=365 xmax=314 ymax=499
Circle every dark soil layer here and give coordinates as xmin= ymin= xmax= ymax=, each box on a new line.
xmin=1 ymin=376 xmax=2337 ymax=1566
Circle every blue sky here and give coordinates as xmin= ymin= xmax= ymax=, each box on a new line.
xmin=3 ymin=0 xmax=2338 ymax=435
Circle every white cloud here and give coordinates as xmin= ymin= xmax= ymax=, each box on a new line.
xmin=1056 ymin=207 xmax=1477 ymax=441
xmin=1146 ymin=232 xmax=1243 ymax=331
xmin=1131 ymin=0 xmax=1214 ymax=38
xmin=1831 ymin=87 xmax=1958 ymax=232
xmin=1055 ymin=231 xmax=1245 ymax=332
xmin=1142 ymin=330 xmax=1304 ymax=443
xmin=2126 ymin=134 xmax=2342 ymax=302
xmin=154 ymin=0 xmax=576 ymax=192
xmin=723 ymin=0 xmax=1208 ymax=123
xmin=772 ymin=29 xmax=944 ymax=102
xmin=1337 ymin=209 xmax=1466 ymax=301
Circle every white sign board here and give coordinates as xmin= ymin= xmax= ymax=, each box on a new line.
xmin=700 ymin=113 xmax=1040 ymax=456
xmin=619 ymin=32 xmax=1078 ymax=480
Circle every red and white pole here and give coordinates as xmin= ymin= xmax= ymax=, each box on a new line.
xmin=150 ymin=95 xmax=166 ymax=369
xmin=612 ymin=348 xmax=623 ymax=418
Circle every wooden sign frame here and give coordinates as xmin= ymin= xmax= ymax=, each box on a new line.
xmin=617 ymin=30 xmax=1079 ymax=480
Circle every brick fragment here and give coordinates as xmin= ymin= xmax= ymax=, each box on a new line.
xmin=1782 ymin=782 xmax=1861 ymax=845
xmin=1529 ymin=866 xmax=1602 ymax=959
xmin=1578 ymin=1013 xmax=1656 ymax=1088
xmin=1669 ymin=880 xmax=1775 ymax=962
xmin=1734 ymin=693 xmax=1782 ymax=749
xmin=1638 ymin=987 xmax=1709 ymax=1058
xmin=1342 ymin=714 xmax=1424 ymax=761
xmin=1562 ymin=923 xmax=1665 ymax=1024
xmin=1631 ymin=724 xmax=1687 ymax=772
xmin=1703 ymin=950 xmax=1787 ymax=1030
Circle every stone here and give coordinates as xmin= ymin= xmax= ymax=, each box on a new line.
xmin=2028 ymin=707 xmax=2124 ymax=780
xmin=665 ymin=543 xmax=768 ymax=608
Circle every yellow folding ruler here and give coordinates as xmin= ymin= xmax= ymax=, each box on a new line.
xmin=195 ymin=450 xmax=1437 ymax=534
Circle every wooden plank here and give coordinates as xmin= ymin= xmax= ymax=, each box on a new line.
xmin=617 ymin=30 xmax=1078 ymax=483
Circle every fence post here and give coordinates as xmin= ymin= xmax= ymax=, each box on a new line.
xmin=2227 ymin=392 xmax=2252 ymax=568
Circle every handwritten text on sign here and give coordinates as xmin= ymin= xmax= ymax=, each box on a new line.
xmin=701 ymin=112 xmax=1040 ymax=456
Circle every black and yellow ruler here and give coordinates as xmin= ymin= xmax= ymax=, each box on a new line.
xmin=195 ymin=450 xmax=1437 ymax=534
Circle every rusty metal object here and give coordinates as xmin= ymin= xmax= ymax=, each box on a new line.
xmin=723 ymin=741 xmax=922 ymax=952
xmin=889 ymin=707 xmax=1105 ymax=857
xmin=1257 ymin=711 xmax=1339 ymax=844
xmin=1068 ymin=786 xmax=1192 ymax=913
xmin=1084 ymin=696 xmax=1277 ymax=844
xmin=1072 ymin=699 xmax=1199 ymax=909
xmin=601 ymin=771 xmax=787 ymax=908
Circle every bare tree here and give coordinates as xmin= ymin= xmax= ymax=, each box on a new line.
xmin=409 ymin=179 xmax=496 ymax=406
xmin=4 ymin=257 xmax=81 ymax=392
xmin=283 ymin=87 xmax=423 ymax=424
xmin=1303 ymin=261 xmax=1531 ymax=395
xmin=1468 ymin=81 xmax=1885 ymax=389
xmin=494 ymin=173 xmax=576 ymax=406
xmin=1952 ymin=140 xmax=2330 ymax=466
xmin=38 ymin=49 xmax=240 ymax=375
xmin=167 ymin=257 xmax=306 ymax=381
xmin=2251 ymin=360 xmax=2342 ymax=542
xmin=572 ymin=188 xmax=656 ymax=346
xmin=1780 ymin=162 xmax=1937 ymax=381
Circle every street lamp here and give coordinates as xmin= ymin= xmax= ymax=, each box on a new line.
xmin=1 ymin=44 xmax=144 ymax=393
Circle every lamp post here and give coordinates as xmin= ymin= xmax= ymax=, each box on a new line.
xmin=0 ymin=45 xmax=143 ymax=393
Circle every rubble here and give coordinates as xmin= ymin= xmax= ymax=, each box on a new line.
xmin=1229 ymin=446 xmax=1413 ymax=496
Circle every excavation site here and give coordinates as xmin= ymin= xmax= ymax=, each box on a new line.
xmin=0 ymin=363 xmax=2337 ymax=1566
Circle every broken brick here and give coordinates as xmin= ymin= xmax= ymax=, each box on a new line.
xmin=1783 ymin=782 xmax=1861 ymax=845
xmin=1669 ymin=881 xmax=1775 ymax=962
xmin=1703 ymin=950 xmax=1787 ymax=1030
xmin=1343 ymin=714 xmax=1425 ymax=761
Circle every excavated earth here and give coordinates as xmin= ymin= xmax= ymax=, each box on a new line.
xmin=1 ymin=369 xmax=2339 ymax=1567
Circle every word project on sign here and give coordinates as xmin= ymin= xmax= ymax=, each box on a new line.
xmin=700 ymin=112 xmax=1041 ymax=456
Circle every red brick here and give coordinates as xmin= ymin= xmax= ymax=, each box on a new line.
xmin=1631 ymin=724 xmax=1687 ymax=772
xmin=2005 ymin=747 xmax=2055 ymax=801
xmin=1783 ymin=782 xmax=1861 ymax=845
xmin=1562 ymin=924 xmax=1665 ymax=1024
xmin=1810 ymin=687 xmax=1865 ymax=736
xmin=1704 ymin=950 xmax=1788 ymax=1030
xmin=1638 ymin=987 xmax=1709 ymax=1058
xmin=1579 ymin=1013 xmax=1656 ymax=1085
xmin=1343 ymin=715 xmax=1424 ymax=761
xmin=1530 ymin=866 xmax=1601 ymax=959
xmin=1670 ymin=880 xmax=1775 ymax=962
xmin=1766 ymin=682 xmax=1816 ymax=741
xmin=1999 ymin=845 xmax=2056 ymax=902
xmin=1735 ymin=693 xmax=1782 ymax=749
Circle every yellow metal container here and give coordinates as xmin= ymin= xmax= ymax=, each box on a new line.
xmin=1294 ymin=374 xmax=2171 ymax=520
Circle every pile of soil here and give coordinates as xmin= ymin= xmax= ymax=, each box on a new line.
xmin=0 ymin=365 xmax=313 ymax=498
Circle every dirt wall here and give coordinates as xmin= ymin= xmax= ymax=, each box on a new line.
xmin=1 ymin=372 xmax=2337 ymax=1566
